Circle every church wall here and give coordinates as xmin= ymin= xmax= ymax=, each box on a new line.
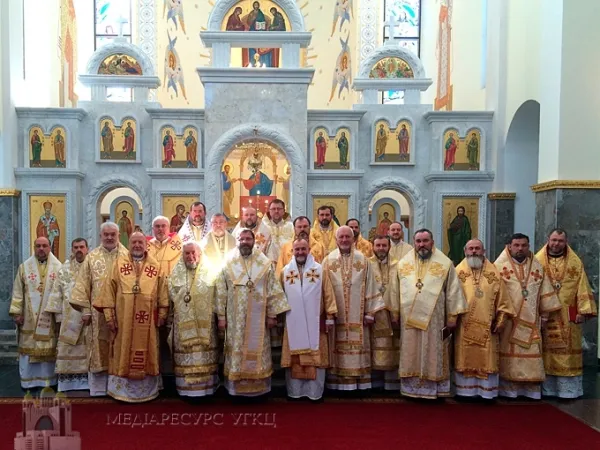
xmin=155 ymin=1 xmax=358 ymax=110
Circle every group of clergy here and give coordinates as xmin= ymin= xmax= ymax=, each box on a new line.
xmin=9 ymin=200 xmax=597 ymax=403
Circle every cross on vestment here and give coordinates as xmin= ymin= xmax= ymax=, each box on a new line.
xmin=285 ymin=271 xmax=299 ymax=284
xmin=306 ymin=269 xmax=320 ymax=283
xmin=135 ymin=311 xmax=149 ymax=324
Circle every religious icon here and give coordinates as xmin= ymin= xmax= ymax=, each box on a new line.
xmin=164 ymin=30 xmax=187 ymax=100
xmin=184 ymin=129 xmax=198 ymax=168
xmin=116 ymin=201 xmax=135 ymax=248
xmin=376 ymin=205 xmax=395 ymax=235
xmin=313 ymin=128 xmax=350 ymax=170
xmin=163 ymin=0 xmax=186 ymax=33
xmin=29 ymin=126 xmax=68 ymax=168
xmin=223 ymin=138 xmax=288 ymax=220
xmin=314 ymin=129 xmax=328 ymax=169
xmin=223 ymin=1 xmax=288 ymax=68
xmin=98 ymin=54 xmax=143 ymax=76
xmin=331 ymin=0 xmax=353 ymax=36
xmin=99 ymin=118 xmax=137 ymax=161
xmin=312 ymin=196 xmax=348 ymax=227
xmin=162 ymin=195 xmax=198 ymax=231
xmin=329 ymin=35 xmax=352 ymax=102
xmin=442 ymin=129 xmax=481 ymax=171
xmin=373 ymin=119 xmax=415 ymax=163
xmin=162 ymin=129 xmax=176 ymax=167
xmin=375 ymin=123 xmax=388 ymax=161
xmin=161 ymin=126 xmax=199 ymax=168
xmin=368 ymin=57 xmax=414 ymax=79
xmin=443 ymin=130 xmax=458 ymax=170
xmin=30 ymin=195 xmax=66 ymax=262
xmin=442 ymin=197 xmax=479 ymax=266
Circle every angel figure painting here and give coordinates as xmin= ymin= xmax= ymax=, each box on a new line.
xmin=164 ymin=30 xmax=187 ymax=100
xmin=98 ymin=54 xmax=143 ymax=76
xmin=329 ymin=36 xmax=352 ymax=102
xmin=331 ymin=0 xmax=353 ymax=36
xmin=163 ymin=0 xmax=186 ymax=33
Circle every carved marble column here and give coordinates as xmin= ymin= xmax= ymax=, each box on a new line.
xmin=534 ymin=183 xmax=600 ymax=366
xmin=0 ymin=190 xmax=20 ymax=329
xmin=487 ymin=193 xmax=515 ymax=260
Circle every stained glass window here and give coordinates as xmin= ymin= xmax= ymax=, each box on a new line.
xmin=382 ymin=0 xmax=422 ymax=104
xmin=94 ymin=0 xmax=132 ymax=49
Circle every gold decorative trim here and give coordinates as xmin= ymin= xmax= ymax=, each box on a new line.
xmin=487 ymin=193 xmax=516 ymax=200
xmin=531 ymin=180 xmax=600 ymax=192
xmin=0 ymin=189 xmax=21 ymax=197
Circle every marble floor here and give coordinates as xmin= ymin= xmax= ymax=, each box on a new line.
xmin=1 ymin=364 xmax=599 ymax=432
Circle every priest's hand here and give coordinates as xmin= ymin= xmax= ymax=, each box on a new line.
xmin=267 ymin=317 xmax=277 ymax=329
xmin=107 ymin=320 xmax=118 ymax=334
xmin=13 ymin=315 xmax=24 ymax=326
xmin=82 ymin=314 xmax=91 ymax=325
xmin=363 ymin=315 xmax=375 ymax=326
xmin=218 ymin=319 xmax=227 ymax=331
xmin=575 ymin=314 xmax=585 ymax=324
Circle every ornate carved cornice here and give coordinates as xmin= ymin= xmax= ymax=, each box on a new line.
xmin=531 ymin=180 xmax=600 ymax=192
xmin=487 ymin=192 xmax=516 ymax=200
xmin=0 ymin=189 xmax=21 ymax=197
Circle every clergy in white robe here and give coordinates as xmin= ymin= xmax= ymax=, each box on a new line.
xmin=200 ymin=213 xmax=237 ymax=282
xmin=494 ymin=234 xmax=562 ymax=399
xmin=168 ymin=242 xmax=219 ymax=397
xmin=323 ymin=226 xmax=385 ymax=391
xmin=395 ymin=229 xmax=467 ymax=399
xmin=215 ymin=230 xmax=290 ymax=396
xmin=388 ymin=221 xmax=413 ymax=262
xmin=10 ymin=237 xmax=61 ymax=388
xmin=178 ymin=201 xmax=211 ymax=243
xmin=70 ymin=222 xmax=127 ymax=396
xmin=232 ymin=206 xmax=272 ymax=255
xmin=281 ymin=239 xmax=337 ymax=400
xmin=45 ymin=238 xmax=91 ymax=392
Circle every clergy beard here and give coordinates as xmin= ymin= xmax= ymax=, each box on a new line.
xmin=295 ymin=255 xmax=307 ymax=265
xmin=390 ymin=238 xmax=401 ymax=245
xmin=75 ymin=251 xmax=85 ymax=263
xmin=132 ymin=253 xmax=144 ymax=260
xmin=239 ymin=244 xmax=253 ymax=257
xmin=417 ymin=248 xmax=432 ymax=260
xmin=319 ymin=219 xmax=330 ymax=228
xmin=466 ymin=256 xmax=484 ymax=269
xmin=375 ymin=251 xmax=388 ymax=261
xmin=185 ymin=262 xmax=198 ymax=270
xmin=213 ymin=230 xmax=225 ymax=238
xmin=244 ymin=220 xmax=257 ymax=229
xmin=548 ymin=250 xmax=565 ymax=258
xmin=511 ymin=253 xmax=527 ymax=263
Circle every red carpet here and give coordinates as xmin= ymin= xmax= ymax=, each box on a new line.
xmin=1 ymin=399 xmax=598 ymax=449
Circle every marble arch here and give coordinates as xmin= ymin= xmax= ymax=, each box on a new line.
xmin=86 ymin=174 xmax=152 ymax=246
xmin=361 ymin=177 xmax=426 ymax=236
xmin=85 ymin=41 xmax=156 ymax=76
xmin=205 ymin=124 xmax=307 ymax=218
xmin=207 ymin=0 xmax=306 ymax=32
xmin=357 ymin=46 xmax=427 ymax=79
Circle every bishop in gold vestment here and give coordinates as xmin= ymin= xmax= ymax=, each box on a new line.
xmin=168 ymin=242 xmax=219 ymax=397
xmin=70 ymin=222 xmax=127 ymax=396
xmin=216 ymin=230 xmax=290 ymax=396
xmin=369 ymin=236 xmax=401 ymax=390
xmin=45 ymin=238 xmax=90 ymax=392
xmin=10 ymin=237 xmax=61 ymax=388
xmin=281 ymin=239 xmax=337 ymax=400
xmin=454 ymin=239 xmax=515 ymax=399
xmin=535 ymin=229 xmax=597 ymax=398
xmin=310 ymin=206 xmax=339 ymax=255
xmin=95 ymin=233 xmax=169 ymax=403
xmin=147 ymin=216 xmax=183 ymax=277
xmin=395 ymin=230 xmax=467 ymax=399
xmin=323 ymin=226 xmax=385 ymax=391
xmin=494 ymin=234 xmax=561 ymax=399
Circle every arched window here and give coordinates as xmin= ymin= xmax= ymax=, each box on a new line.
xmin=382 ymin=0 xmax=422 ymax=104
xmin=94 ymin=0 xmax=132 ymax=49
xmin=94 ymin=0 xmax=134 ymax=101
